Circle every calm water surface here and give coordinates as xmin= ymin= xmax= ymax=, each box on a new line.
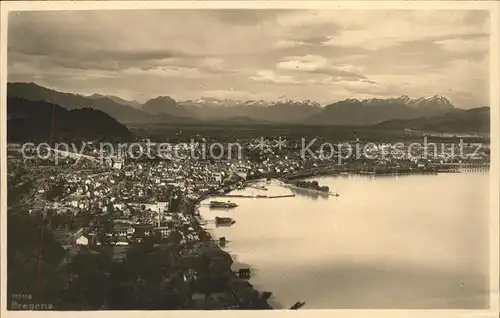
xmin=199 ymin=172 xmax=490 ymax=309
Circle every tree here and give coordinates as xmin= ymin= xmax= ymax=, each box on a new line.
xmin=167 ymin=230 xmax=183 ymax=245
xmin=106 ymin=202 xmax=114 ymax=214
xmin=97 ymin=218 xmax=113 ymax=246
xmin=106 ymin=243 xmax=186 ymax=310
xmin=7 ymin=213 xmax=67 ymax=308
xmin=60 ymin=250 xmax=109 ymax=310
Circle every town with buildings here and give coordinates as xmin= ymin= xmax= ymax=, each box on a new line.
xmin=6 ymin=134 xmax=490 ymax=310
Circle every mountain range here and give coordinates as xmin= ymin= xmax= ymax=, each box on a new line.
xmin=373 ymin=106 xmax=490 ymax=133
xmin=306 ymin=95 xmax=457 ymax=125
xmin=7 ymin=82 xmax=489 ymax=133
xmin=7 ymin=82 xmax=193 ymax=124
xmin=179 ymin=98 xmax=322 ymax=122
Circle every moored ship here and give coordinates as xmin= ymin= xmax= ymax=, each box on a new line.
xmin=210 ymin=200 xmax=238 ymax=209
xmin=215 ymin=216 xmax=236 ymax=226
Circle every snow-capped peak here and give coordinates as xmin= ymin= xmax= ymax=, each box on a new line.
xmin=181 ymin=98 xmax=320 ymax=108
xmin=275 ymin=99 xmax=321 ymax=107
xmin=336 ymin=95 xmax=454 ymax=109
xmin=426 ymin=95 xmax=451 ymax=105
xmin=407 ymin=95 xmax=452 ymax=107
xmin=398 ymin=95 xmax=411 ymax=103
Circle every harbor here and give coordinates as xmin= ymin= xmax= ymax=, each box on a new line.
xmin=199 ymin=172 xmax=489 ymax=309
xmin=194 ymin=181 xmax=310 ymax=309
xmin=193 ymin=176 xmax=339 ymax=308
xmin=210 ymin=178 xmax=340 ymax=199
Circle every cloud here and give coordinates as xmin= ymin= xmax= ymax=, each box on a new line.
xmin=198 ymin=58 xmax=238 ymax=74
xmin=250 ymin=70 xmax=300 ymax=84
xmin=7 ymin=9 xmax=490 ymax=107
xmin=209 ymin=9 xmax=292 ymax=25
xmin=201 ymin=89 xmax=267 ymax=100
xmin=275 ymin=40 xmax=308 ymax=49
xmin=320 ymin=10 xmax=489 ymax=51
xmin=277 ymin=55 xmax=367 ymax=81
xmin=277 ymin=55 xmax=328 ymax=72
xmin=122 ymin=66 xmax=209 ymax=79
xmin=435 ymin=36 xmax=489 ymax=54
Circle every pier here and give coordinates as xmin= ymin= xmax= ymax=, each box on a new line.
xmin=221 ymin=194 xmax=295 ymax=199
xmin=199 ymin=218 xmax=236 ymax=227
xmin=247 ymin=184 xmax=268 ymax=191
xmin=272 ymin=179 xmax=339 ymax=197
xmin=428 ymin=163 xmax=490 ymax=173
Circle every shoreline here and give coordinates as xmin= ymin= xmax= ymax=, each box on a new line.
xmin=192 ymin=195 xmax=276 ymax=309
xmin=284 ymin=169 xmax=441 ymax=180
xmin=240 ymin=165 xmax=481 ymax=184
xmin=189 ymin=169 xmax=489 ymax=309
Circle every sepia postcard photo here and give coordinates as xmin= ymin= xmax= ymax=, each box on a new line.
xmin=0 ymin=1 xmax=498 ymax=317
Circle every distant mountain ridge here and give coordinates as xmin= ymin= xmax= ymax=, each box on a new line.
xmin=374 ymin=106 xmax=490 ymax=133
xmin=7 ymin=82 xmax=197 ymax=124
xmin=181 ymin=97 xmax=320 ymax=108
xmin=7 ymin=82 xmax=488 ymax=132
xmin=8 ymin=82 xmax=324 ymax=124
xmin=306 ymin=95 xmax=457 ymax=126
xmin=179 ymin=98 xmax=322 ymax=122
xmin=87 ymin=93 xmax=142 ymax=108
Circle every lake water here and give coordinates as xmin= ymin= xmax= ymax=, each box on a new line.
xmin=199 ymin=172 xmax=490 ymax=309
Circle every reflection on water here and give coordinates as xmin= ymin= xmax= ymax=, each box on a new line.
xmin=199 ymin=172 xmax=490 ymax=309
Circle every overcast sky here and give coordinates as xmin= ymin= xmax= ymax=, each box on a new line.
xmin=8 ymin=9 xmax=490 ymax=108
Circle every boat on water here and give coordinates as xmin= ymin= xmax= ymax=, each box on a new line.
xmin=215 ymin=216 xmax=236 ymax=226
xmin=210 ymin=200 xmax=238 ymax=209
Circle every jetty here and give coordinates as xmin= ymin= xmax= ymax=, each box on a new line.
xmin=272 ymin=179 xmax=339 ymax=197
xmin=222 ymin=194 xmax=295 ymax=199
xmin=428 ymin=162 xmax=490 ymax=173
xmin=247 ymin=184 xmax=268 ymax=191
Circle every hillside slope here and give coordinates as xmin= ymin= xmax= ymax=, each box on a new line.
xmin=7 ymin=97 xmax=133 ymax=142
xmin=373 ymin=107 xmax=490 ymax=133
